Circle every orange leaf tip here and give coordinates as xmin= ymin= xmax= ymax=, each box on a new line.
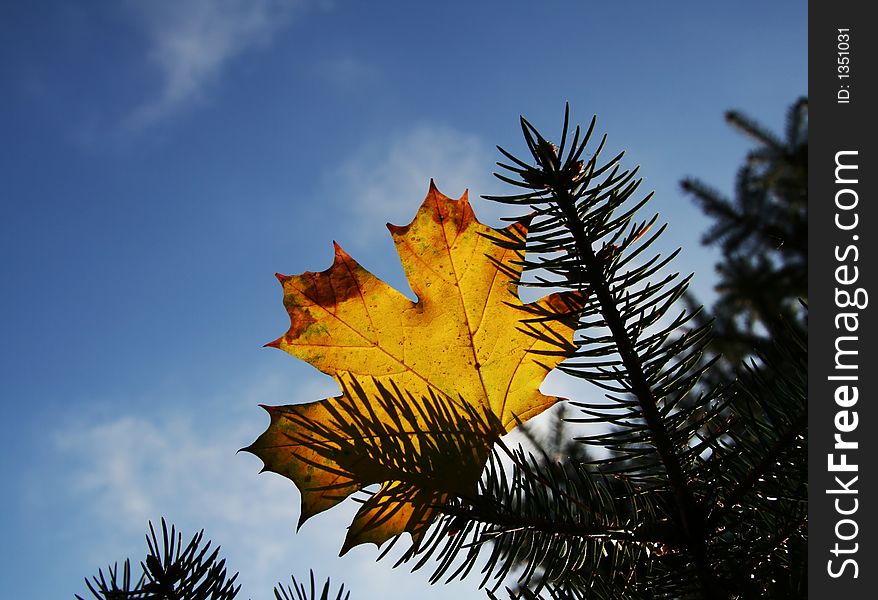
xmin=330 ymin=242 xmax=358 ymax=272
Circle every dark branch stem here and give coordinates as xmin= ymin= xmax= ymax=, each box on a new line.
xmin=553 ymin=189 xmax=716 ymax=595
xmin=444 ymin=506 xmax=674 ymax=546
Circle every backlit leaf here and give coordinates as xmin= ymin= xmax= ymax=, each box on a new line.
xmin=244 ymin=183 xmax=585 ymax=553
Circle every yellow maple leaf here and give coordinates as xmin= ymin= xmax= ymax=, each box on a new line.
xmin=244 ymin=183 xmax=585 ymax=553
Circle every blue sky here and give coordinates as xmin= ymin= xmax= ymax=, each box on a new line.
xmin=1 ymin=1 xmax=806 ymax=598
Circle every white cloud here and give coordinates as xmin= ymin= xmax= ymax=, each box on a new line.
xmin=124 ymin=0 xmax=304 ymax=128
xmin=328 ymin=124 xmax=512 ymax=248
xmin=55 ymin=407 xmax=302 ymax=590
xmin=53 ymin=373 xmax=486 ymax=599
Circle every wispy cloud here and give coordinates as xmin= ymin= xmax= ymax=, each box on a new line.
xmin=123 ymin=0 xmax=304 ymax=128
xmin=53 ymin=376 xmax=319 ymax=590
xmin=327 ymin=124 xmax=511 ymax=248
xmin=51 ymin=373 xmax=484 ymax=599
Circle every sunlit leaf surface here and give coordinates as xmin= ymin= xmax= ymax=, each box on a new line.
xmin=244 ymin=183 xmax=585 ymax=553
